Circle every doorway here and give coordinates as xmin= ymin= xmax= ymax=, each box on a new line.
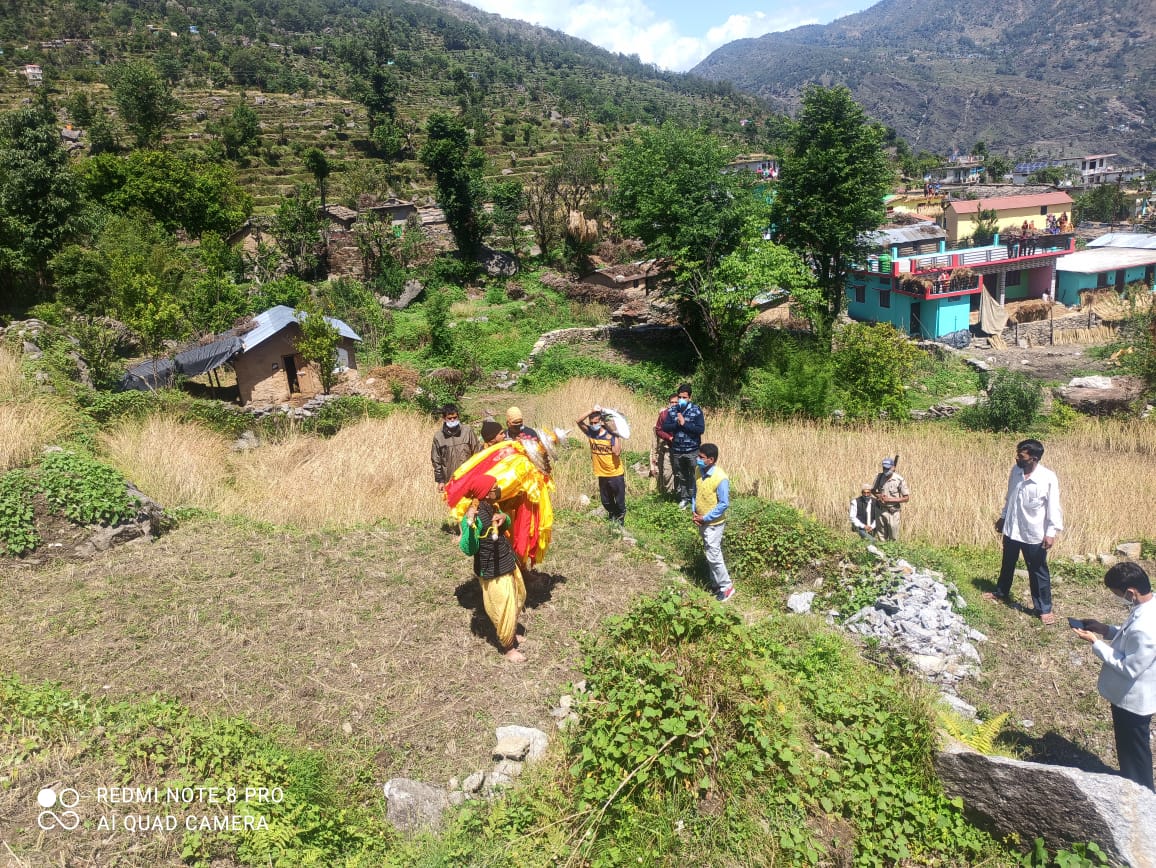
xmin=282 ymin=355 xmax=300 ymax=393
xmin=910 ymin=302 xmax=923 ymax=338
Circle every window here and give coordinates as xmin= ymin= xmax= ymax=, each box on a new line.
xmin=1097 ymin=271 xmax=1111 ymax=288
xmin=879 ymin=290 xmax=891 ymax=309
xmin=1006 ymin=270 xmax=1021 ymax=286
xmin=853 ymin=284 xmax=866 ymax=304
xmin=1040 ymin=206 xmax=1048 ymax=216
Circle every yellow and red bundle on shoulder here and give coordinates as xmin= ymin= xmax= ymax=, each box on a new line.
xmin=446 ymin=440 xmax=556 ymax=564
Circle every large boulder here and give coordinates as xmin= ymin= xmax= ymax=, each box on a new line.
xmin=382 ymin=778 xmax=449 ymax=832
xmin=1053 ymin=376 xmax=1146 ymax=416
xmin=934 ymin=743 xmax=1156 ymax=867
xmin=479 ymin=247 xmax=518 ymax=278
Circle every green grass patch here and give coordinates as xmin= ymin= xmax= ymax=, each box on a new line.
xmin=1 ymin=676 xmax=396 ymax=866
xmin=408 ymin=588 xmax=1005 ymax=866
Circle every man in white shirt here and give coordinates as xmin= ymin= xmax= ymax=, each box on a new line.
xmin=984 ymin=439 xmax=1063 ymax=624
xmin=1072 ymin=562 xmax=1156 ymax=791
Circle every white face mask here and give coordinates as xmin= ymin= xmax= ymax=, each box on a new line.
xmin=445 ymin=419 xmax=460 ymax=429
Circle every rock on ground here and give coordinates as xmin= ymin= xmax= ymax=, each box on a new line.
xmin=935 ymin=744 xmax=1156 ymax=868
xmin=382 ymin=778 xmax=450 ymax=833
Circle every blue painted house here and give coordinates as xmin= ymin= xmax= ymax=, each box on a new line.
xmin=846 ymin=222 xmax=1075 ymax=339
xmin=1055 ymin=234 xmax=1156 ymax=305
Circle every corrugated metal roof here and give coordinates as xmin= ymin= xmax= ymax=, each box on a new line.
xmin=1055 ymin=248 xmax=1156 ymax=274
xmin=948 ymin=192 xmax=1073 ymax=214
xmin=1088 ymin=233 xmax=1156 ymax=250
xmin=864 ymin=224 xmax=947 ymax=246
xmin=242 ymin=306 xmax=361 ymax=352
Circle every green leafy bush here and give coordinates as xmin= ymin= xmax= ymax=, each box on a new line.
xmin=958 ymin=369 xmax=1043 ymax=432
xmin=38 ymin=450 xmax=138 ymax=525
xmin=0 ymin=676 xmax=396 ymax=865
xmin=0 ymin=470 xmax=40 ymax=555
xmin=832 ymin=322 xmax=922 ymax=420
xmin=744 ymin=341 xmax=834 ymax=418
xmin=473 ymin=590 xmax=1002 ymax=866
xmin=722 ymin=498 xmax=841 ymax=593
xmin=299 ymin=396 xmax=392 ymax=437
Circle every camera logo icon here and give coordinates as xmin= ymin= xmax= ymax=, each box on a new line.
xmin=36 ymin=787 xmax=81 ymax=831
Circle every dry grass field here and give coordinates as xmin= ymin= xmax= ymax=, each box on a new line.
xmin=0 ymin=347 xmax=76 ymax=472
xmin=98 ymin=377 xmax=1155 ymax=555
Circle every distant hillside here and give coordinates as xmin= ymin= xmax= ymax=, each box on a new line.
xmin=0 ymin=0 xmax=769 ymax=209
xmin=691 ymin=0 xmax=1155 ymax=165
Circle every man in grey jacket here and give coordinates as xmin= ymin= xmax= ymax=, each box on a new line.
xmin=431 ymin=403 xmax=480 ymax=493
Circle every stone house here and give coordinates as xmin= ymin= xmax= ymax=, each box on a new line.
xmin=119 ymin=306 xmax=360 ymax=405
xmin=234 ymin=305 xmax=360 ymax=405
xmin=581 ymin=259 xmax=669 ymax=293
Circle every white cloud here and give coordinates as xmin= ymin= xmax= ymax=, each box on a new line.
xmin=464 ymin=0 xmax=800 ymax=71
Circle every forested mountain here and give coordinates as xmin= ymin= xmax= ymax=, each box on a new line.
xmin=2 ymin=0 xmax=762 ymax=134
xmin=692 ymin=0 xmax=1155 ymax=165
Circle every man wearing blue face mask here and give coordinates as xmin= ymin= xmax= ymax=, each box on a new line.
xmin=577 ymin=406 xmax=626 ymax=525
xmin=662 ymin=382 xmax=706 ymax=510
xmin=692 ymin=443 xmax=733 ymax=602
xmin=431 ymin=403 xmax=480 ymax=494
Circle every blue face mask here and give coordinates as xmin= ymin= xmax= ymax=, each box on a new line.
xmin=696 ymin=458 xmax=707 ymax=470
xmin=678 ymin=398 xmax=689 ymax=408
xmin=445 ymin=419 xmax=460 ymax=429
xmin=589 ymin=423 xmax=602 ymax=432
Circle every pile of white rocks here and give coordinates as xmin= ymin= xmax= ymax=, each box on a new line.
xmin=841 ymin=548 xmax=986 ymax=691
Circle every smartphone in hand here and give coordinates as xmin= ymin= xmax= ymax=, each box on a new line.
xmin=1067 ymin=617 xmax=1085 ymax=630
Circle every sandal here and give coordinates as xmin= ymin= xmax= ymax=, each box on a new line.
xmin=982 ymin=591 xmax=1009 ymax=604
xmin=1039 ymin=612 xmax=1056 ymax=625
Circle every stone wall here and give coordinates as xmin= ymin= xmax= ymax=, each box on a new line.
xmin=1000 ymin=309 xmax=1103 ymax=347
xmin=529 ymin=324 xmax=683 ymax=359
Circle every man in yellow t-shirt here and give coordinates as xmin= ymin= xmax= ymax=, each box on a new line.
xmin=577 ymin=406 xmax=626 ymax=525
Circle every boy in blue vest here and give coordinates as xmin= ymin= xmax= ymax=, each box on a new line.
xmin=692 ymin=443 xmax=733 ymax=602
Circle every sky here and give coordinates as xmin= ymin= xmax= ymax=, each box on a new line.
xmin=466 ymin=0 xmax=877 ymax=72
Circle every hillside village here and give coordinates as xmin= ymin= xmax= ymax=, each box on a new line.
xmin=2 ymin=0 xmax=1156 ymax=866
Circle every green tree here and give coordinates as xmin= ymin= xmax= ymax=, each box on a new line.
xmin=770 ymin=86 xmax=893 ymax=338
xmin=81 ymin=150 xmax=251 ymax=238
xmin=1026 ymin=165 xmax=1070 ymax=185
xmin=984 ymin=155 xmax=1012 ymax=183
xmin=679 ymin=235 xmax=817 ymax=399
xmin=971 ymin=207 xmax=1000 ymax=246
xmin=525 ymin=170 xmax=562 ymax=260
xmin=491 ymin=179 xmax=525 ymax=256
xmin=419 ymin=114 xmax=490 ymax=259
xmin=212 ymin=100 xmax=260 ymax=160
xmin=294 ymin=304 xmax=341 ymax=394
xmin=318 ymin=277 xmax=394 ymax=366
xmin=424 ymin=286 xmax=453 ymax=358
xmin=302 ymin=147 xmax=331 ymax=207
xmin=108 ymin=60 xmax=178 ymax=148
xmin=832 ymin=321 xmax=921 ymax=419
xmin=1075 ymin=184 xmax=1131 ymax=223
xmin=0 ymin=104 xmax=85 ymax=299
xmin=609 ymin=124 xmax=755 ymax=272
xmin=271 ymin=186 xmax=324 ymax=278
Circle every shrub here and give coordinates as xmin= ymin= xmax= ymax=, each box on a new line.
xmin=744 ymin=340 xmax=834 ymax=418
xmin=958 ymin=369 xmax=1043 ymax=432
xmin=37 ymin=450 xmax=138 ymax=525
xmin=832 ymin=322 xmax=922 ymax=419
xmin=722 ymin=498 xmax=841 ymax=593
xmin=299 ymin=396 xmax=392 ymax=437
xmin=0 ymin=469 xmax=40 ymax=555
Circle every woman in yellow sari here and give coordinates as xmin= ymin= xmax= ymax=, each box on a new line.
xmin=460 ymin=484 xmax=527 ymax=662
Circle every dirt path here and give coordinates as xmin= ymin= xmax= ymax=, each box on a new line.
xmin=959 ymin=341 xmax=1113 ymax=384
